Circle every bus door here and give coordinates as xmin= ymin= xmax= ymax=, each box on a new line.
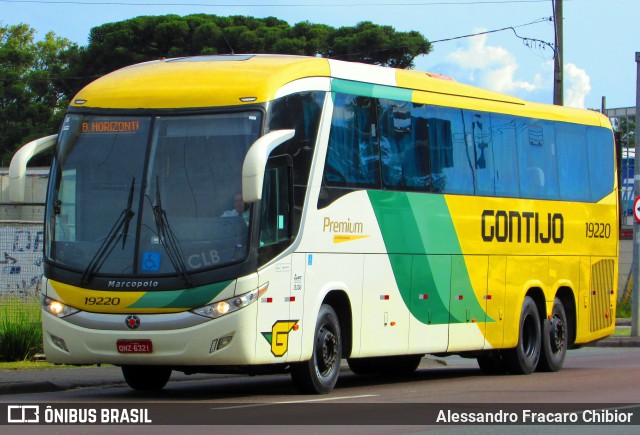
xmin=255 ymin=156 xmax=301 ymax=363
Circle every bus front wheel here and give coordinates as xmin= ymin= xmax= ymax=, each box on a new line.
xmin=291 ymin=304 xmax=342 ymax=394
xmin=121 ymin=365 xmax=171 ymax=391
xmin=503 ymin=296 xmax=541 ymax=375
xmin=537 ymin=297 xmax=568 ymax=372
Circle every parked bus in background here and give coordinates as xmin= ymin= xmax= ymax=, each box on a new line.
xmin=10 ymin=55 xmax=618 ymax=393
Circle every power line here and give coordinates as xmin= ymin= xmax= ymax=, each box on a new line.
xmin=0 ymin=0 xmax=559 ymax=7
xmin=430 ymin=16 xmax=556 ymax=60
xmin=332 ymin=17 xmax=554 ymax=61
xmin=430 ymin=17 xmax=552 ymax=45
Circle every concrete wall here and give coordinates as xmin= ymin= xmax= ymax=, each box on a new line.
xmin=0 ymin=168 xmax=48 ymax=221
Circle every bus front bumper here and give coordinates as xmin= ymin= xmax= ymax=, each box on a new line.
xmin=41 ymin=303 xmax=258 ymax=366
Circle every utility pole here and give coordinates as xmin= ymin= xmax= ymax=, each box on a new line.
xmin=553 ymin=0 xmax=563 ymax=105
xmin=632 ymin=51 xmax=640 ymax=337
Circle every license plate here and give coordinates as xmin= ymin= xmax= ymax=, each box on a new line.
xmin=117 ymin=339 xmax=152 ymax=353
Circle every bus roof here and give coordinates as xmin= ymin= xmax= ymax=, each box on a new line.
xmin=71 ymin=54 xmax=610 ymax=128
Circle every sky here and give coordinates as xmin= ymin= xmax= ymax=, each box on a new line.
xmin=1 ymin=0 xmax=638 ymax=110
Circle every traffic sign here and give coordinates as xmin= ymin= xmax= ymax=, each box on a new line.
xmin=634 ymin=197 xmax=640 ymax=223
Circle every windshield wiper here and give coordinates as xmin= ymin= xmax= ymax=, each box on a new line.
xmin=81 ymin=178 xmax=136 ymax=285
xmin=122 ymin=178 xmax=136 ymax=248
xmin=152 ymin=178 xmax=195 ymax=288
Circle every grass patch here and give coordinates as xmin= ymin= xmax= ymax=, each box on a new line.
xmin=613 ymin=328 xmax=631 ymax=337
xmin=0 ymin=361 xmax=105 ymax=370
xmin=0 ymin=295 xmax=43 ymax=362
xmin=0 ymin=360 xmax=58 ymax=370
xmin=617 ymin=300 xmax=632 ymax=318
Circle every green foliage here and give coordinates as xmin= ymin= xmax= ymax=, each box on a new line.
xmin=616 ymin=299 xmax=632 ymax=319
xmin=0 ymin=296 xmax=43 ymax=362
xmin=613 ymin=115 xmax=636 ymax=149
xmin=325 ymin=21 xmax=429 ymax=68
xmin=75 ymin=14 xmax=431 ymax=91
xmin=0 ymin=23 xmax=78 ymax=165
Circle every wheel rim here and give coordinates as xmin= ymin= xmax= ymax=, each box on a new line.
xmin=315 ymin=325 xmax=338 ymax=377
xmin=549 ymin=313 xmax=566 ymax=355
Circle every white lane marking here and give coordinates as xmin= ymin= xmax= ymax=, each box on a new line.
xmin=212 ymin=394 xmax=379 ymax=410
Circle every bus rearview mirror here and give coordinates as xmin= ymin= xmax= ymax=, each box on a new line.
xmin=242 ymin=129 xmax=295 ymax=203
xmin=9 ymin=134 xmax=57 ymax=203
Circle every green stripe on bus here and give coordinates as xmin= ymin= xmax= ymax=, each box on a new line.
xmin=368 ymin=191 xmax=491 ymax=324
xmin=331 ymin=78 xmax=412 ymax=101
xmin=127 ymin=280 xmax=232 ymax=309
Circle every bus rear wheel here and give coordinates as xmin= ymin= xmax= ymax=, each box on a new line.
xmin=537 ymin=297 xmax=568 ymax=372
xmin=122 ymin=365 xmax=171 ymax=391
xmin=503 ymin=296 xmax=541 ymax=375
xmin=291 ymin=304 xmax=342 ymax=394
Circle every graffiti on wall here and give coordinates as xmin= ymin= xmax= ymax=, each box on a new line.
xmin=0 ymin=224 xmax=44 ymax=297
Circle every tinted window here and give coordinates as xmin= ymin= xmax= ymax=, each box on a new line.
xmin=325 ymin=94 xmax=380 ymax=187
xmin=321 ymin=92 xmax=614 ymax=204
xmin=491 ymin=114 xmax=520 ymax=197
xmin=557 ymin=123 xmax=590 ymax=200
xmin=427 ymin=106 xmax=473 ymax=195
xmin=588 ymin=127 xmax=615 ymax=201
xmin=517 ymin=120 xmax=559 ymax=199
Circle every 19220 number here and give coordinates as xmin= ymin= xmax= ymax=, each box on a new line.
xmin=84 ymin=297 xmax=121 ymax=306
xmin=585 ymin=222 xmax=611 ymax=239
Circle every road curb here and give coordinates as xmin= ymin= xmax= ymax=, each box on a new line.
xmin=588 ymin=336 xmax=640 ymax=348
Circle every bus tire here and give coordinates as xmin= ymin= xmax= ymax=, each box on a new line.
xmin=291 ymin=304 xmax=342 ymax=394
xmin=477 ymin=351 xmax=507 ymax=374
xmin=537 ymin=297 xmax=568 ymax=372
xmin=121 ymin=365 xmax=171 ymax=391
xmin=503 ymin=296 xmax=541 ymax=375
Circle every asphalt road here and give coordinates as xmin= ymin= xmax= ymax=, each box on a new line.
xmin=1 ymin=347 xmax=639 ymax=433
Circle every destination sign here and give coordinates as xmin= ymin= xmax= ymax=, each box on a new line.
xmin=81 ymin=120 xmax=140 ymax=134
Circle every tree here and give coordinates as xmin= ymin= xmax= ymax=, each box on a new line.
xmin=324 ymin=21 xmax=429 ymax=68
xmin=613 ymin=115 xmax=636 ymax=149
xmin=0 ymin=23 xmax=78 ymax=164
xmin=71 ymin=15 xmax=431 ymax=92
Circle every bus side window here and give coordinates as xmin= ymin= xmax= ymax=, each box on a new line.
xmin=324 ymin=94 xmax=380 ymax=188
xmin=258 ymin=156 xmax=294 ymax=266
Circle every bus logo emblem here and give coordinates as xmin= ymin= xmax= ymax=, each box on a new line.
xmin=125 ymin=315 xmax=141 ymax=330
xmin=261 ymin=320 xmax=298 ymax=357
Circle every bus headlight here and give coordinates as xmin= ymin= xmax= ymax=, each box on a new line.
xmin=41 ymin=294 xmax=79 ymax=318
xmin=192 ymin=283 xmax=268 ymax=319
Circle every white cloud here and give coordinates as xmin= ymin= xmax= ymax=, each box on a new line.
xmin=425 ymin=33 xmax=592 ymax=109
xmin=445 ymin=31 xmax=539 ymax=94
xmin=564 ymin=63 xmax=591 ymax=109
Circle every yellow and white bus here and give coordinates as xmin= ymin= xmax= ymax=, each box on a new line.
xmin=11 ymin=54 xmax=618 ymax=394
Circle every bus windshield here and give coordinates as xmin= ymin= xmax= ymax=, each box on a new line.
xmin=46 ymin=112 xmax=262 ymax=281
